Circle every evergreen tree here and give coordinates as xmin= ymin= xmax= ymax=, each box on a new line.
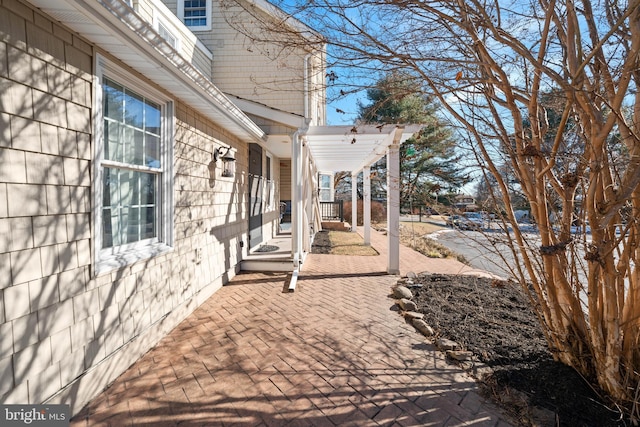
xmin=356 ymin=72 xmax=470 ymax=210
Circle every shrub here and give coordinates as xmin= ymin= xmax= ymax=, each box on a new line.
xmin=343 ymin=200 xmax=386 ymax=225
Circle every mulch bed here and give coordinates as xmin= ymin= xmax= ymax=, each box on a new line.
xmin=407 ymin=273 xmax=628 ymax=427
xmin=311 ymin=230 xmax=333 ymax=254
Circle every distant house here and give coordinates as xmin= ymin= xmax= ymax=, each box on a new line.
xmin=0 ymin=0 xmax=421 ymax=415
xmin=454 ymin=194 xmax=478 ymax=211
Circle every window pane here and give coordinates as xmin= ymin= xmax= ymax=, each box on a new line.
xmin=121 ymin=126 xmax=135 ymax=164
xmin=130 ymin=129 xmax=144 ymax=166
xmin=187 ymin=18 xmax=207 ymax=26
xmin=185 ymin=10 xmax=206 ymax=17
xmin=103 ymin=168 xmax=112 ymax=208
xmin=184 ymin=0 xmax=207 ymax=26
xmin=104 ymin=80 xmax=123 ymax=121
xmin=185 ymin=0 xmax=206 ymax=8
xmin=146 ymin=135 xmax=161 ymax=168
xmin=141 ymin=206 xmax=156 ymax=239
xmin=145 ymin=102 xmax=161 ymax=135
xmin=127 ymin=207 xmax=140 ymax=243
xmin=320 ymin=189 xmax=331 ymax=201
xmin=140 ymin=172 xmax=156 ymax=205
xmin=102 ymin=167 xmax=158 ymax=248
xmin=124 ymin=90 xmax=144 ymax=128
xmin=104 ymin=120 xmax=122 ymax=162
xmin=102 ymin=208 xmax=113 ymax=248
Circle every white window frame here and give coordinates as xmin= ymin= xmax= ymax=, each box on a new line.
xmin=93 ymin=54 xmax=174 ymax=276
xmin=178 ymin=0 xmax=212 ymax=31
xmin=318 ymin=172 xmax=333 ymax=202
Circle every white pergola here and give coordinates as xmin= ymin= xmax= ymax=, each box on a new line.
xmin=298 ymin=124 xmax=423 ymax=275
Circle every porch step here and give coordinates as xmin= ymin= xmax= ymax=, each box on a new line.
xmin=240 ymin=259 xmax=295 ymax=272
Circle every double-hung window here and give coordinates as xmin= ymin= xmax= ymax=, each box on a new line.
xmin=94 ymin=57 xmax=174 ymax=274
xmin=319 ymin=174 xmax=333 ymax=202
xmin=178 ymin=0 xmax=211 ymax=31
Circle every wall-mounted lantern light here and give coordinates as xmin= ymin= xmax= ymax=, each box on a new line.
xmin=218 ymin=147 xmax=236 ymax=178
xmin=209 ymin=146 xmax=236 ymax=187
xmin=212 ymin=146 xmax=236 ymax=179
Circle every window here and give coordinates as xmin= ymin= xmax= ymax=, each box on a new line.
xmin=94 ymin=57 xmax=174 ymax=274
xmin=319 ymin=173 xmax=332 ymax=202
xmin=178 ymin=0 xmax=211 ymax=31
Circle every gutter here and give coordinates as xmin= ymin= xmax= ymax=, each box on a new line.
xmin=96 ymin=0 xmax=266 ymax=141
xmin=32 ymin=0 xmax=265 ymax=143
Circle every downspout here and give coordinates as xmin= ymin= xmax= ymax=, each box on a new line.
xmin=289 ymin=126 xmax=308 ymax=292
xmin=292 ymin=129 xmax=303 ymax=269
xmin=297 ymin=54 xmax=312 ymax=266
xmin=289 ymin=54 xmax=312 ymax=291
xmin=304 ymin=53 xmax=311 ymax=121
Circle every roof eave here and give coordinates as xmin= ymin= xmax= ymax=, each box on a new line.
xmin=29 ymin=0 xmax=266 ymax=143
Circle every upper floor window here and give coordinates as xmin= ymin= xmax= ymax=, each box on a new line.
xmin=178 ymin=0 xmax=212 ymax=31
xmin=94 ymin=56 xmax=174 ymax=275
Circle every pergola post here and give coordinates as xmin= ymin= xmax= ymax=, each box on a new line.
xmin=351 ymin=172 xmax=358 ymax=233
xmin=363 ymin=166 xmax=371 ymax=246
xmin=292 ymin=131 xmax=304 ymax=267
xmin=387 ymin=144 xmax=400 ymax=274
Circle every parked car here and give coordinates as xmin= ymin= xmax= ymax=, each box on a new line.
xmin=446 ymin=212 xmax=485 ymax=230
xmin=445 ymin=214 xmax=460 ymax=227
xmin=461 ymin=212 xmax=484 ymax=230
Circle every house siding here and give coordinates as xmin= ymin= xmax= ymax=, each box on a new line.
xmin=161 ymin=1 xmax=325 ymax=126
xmin=0 ymin=0 xmax=95 ymax=406
xmin=134 ymin=0 xmax=214 ymax=77
xmin=279 ymin=159 xmax=292 ymax=202
xmin=194 ymin=0 xmax=308 ymax=116
xmin=0 ymin=0 xmax=261 ymax=415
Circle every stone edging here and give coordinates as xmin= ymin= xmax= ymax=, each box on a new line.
xmin=391 ymin=272 xmax=495 ymax=380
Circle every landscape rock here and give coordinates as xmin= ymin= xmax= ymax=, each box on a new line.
xmin=428 ymin=274 xmax=450 ymax=282
xmin=412 ymin=319 xmax=434 ymax=336
xmin=393 ymin=285 xmax=413 ymax=299
xmin=398 ymin=298 xmax=417 ymax=311
xmin=406 ymin=271 xmax=417 ymax=279
xmin=403 ymin=311 xmax=424 ymax=320
xmin=446 ymin=350 xmax=474 ymax=361
xmin=436 ymin=338 xmax=460 ymax=351
xmin=472 ymin=363 xmax=493 ymax=379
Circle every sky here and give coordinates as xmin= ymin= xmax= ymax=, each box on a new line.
xmin=326 ymin=94 xmax=361 ymax=126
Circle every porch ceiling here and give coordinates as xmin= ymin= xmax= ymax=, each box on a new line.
xmin=306 ymin=124 xmax=423 ymax=173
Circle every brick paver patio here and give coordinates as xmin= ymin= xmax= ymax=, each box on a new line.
xmin=71 ymin=229 xmax=513 ymax=426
